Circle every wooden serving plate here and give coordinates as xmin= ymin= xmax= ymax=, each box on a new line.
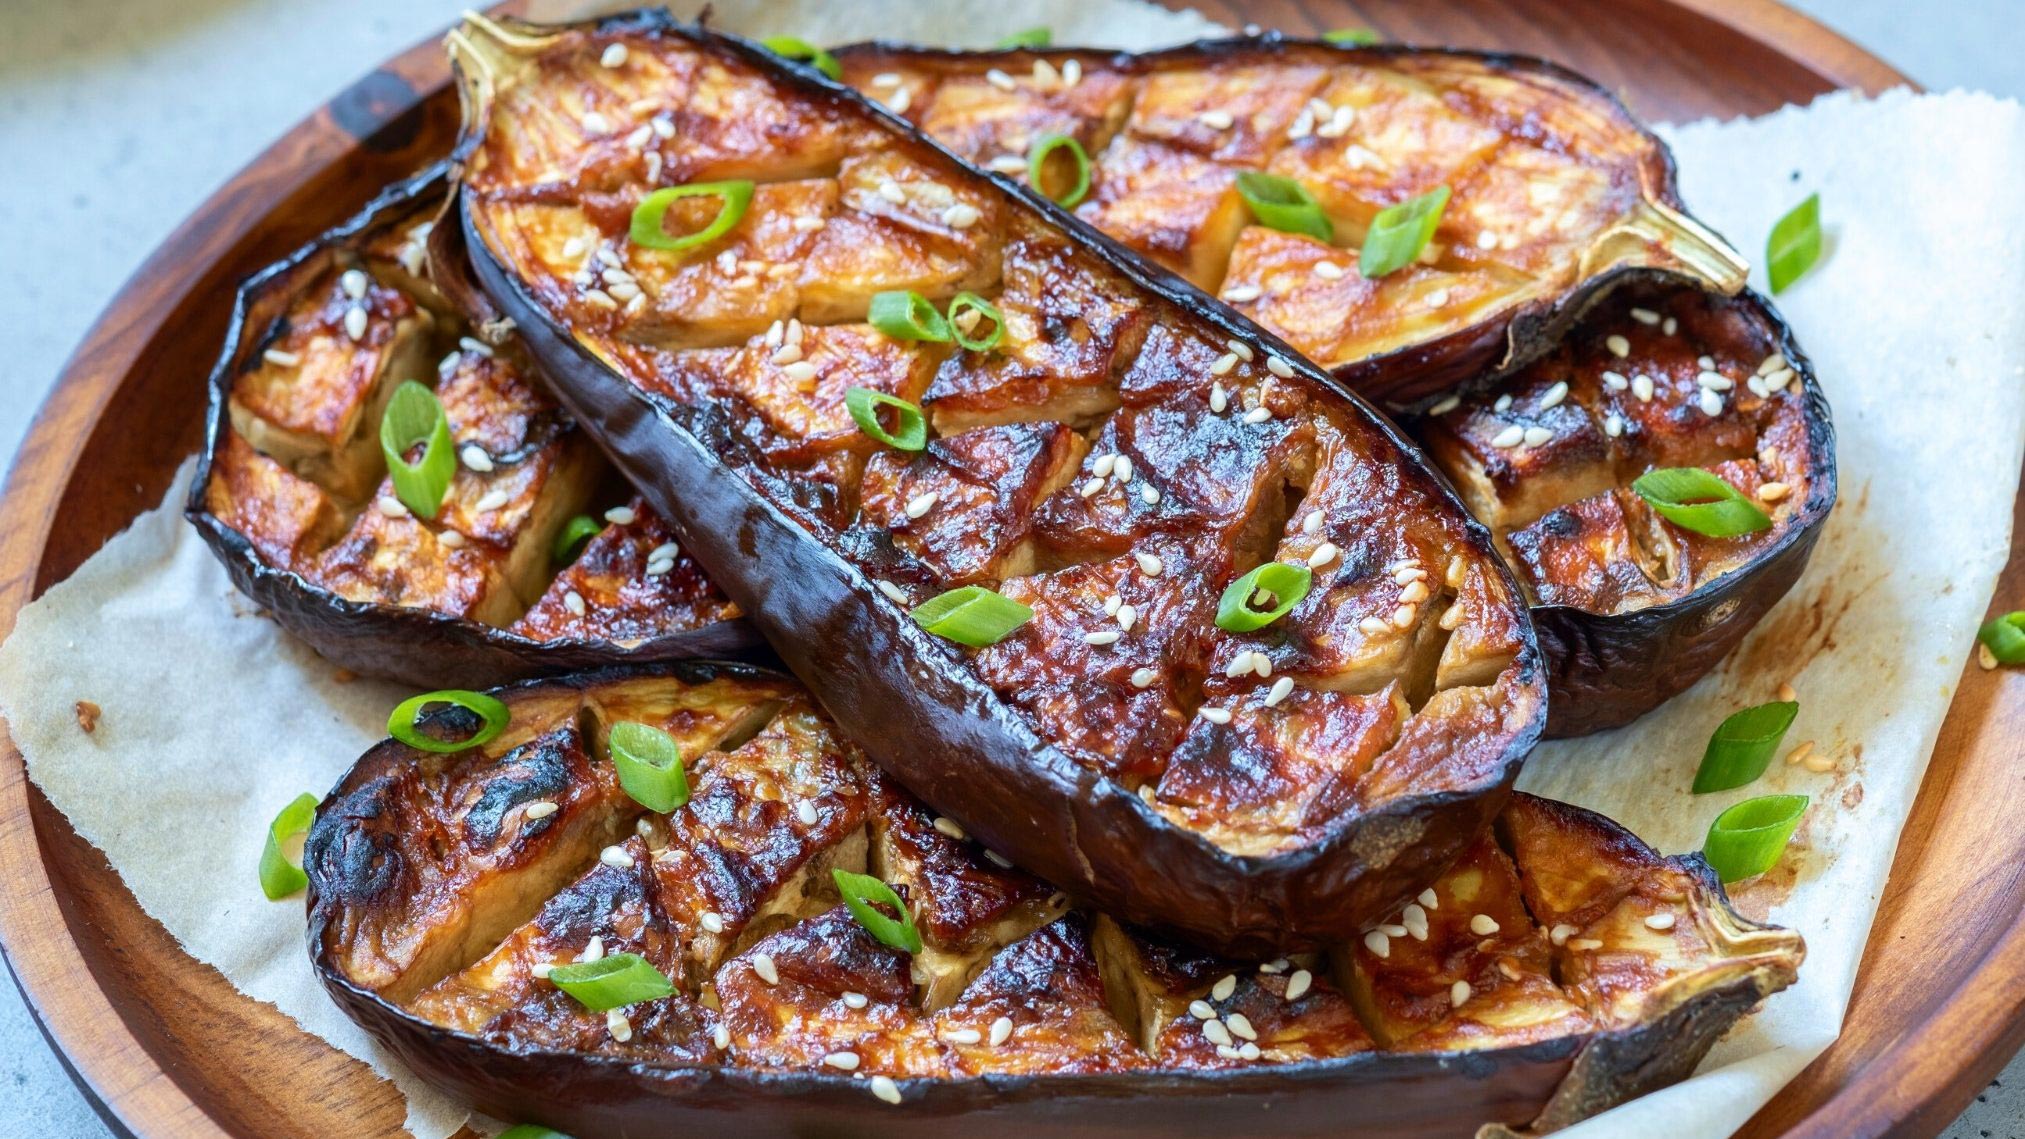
xmin=2 ymin=2 xmax=2007 ymax=1137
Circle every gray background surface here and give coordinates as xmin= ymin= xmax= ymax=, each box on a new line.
xmin=0 ymin=1 xmax=2018 ymax=1135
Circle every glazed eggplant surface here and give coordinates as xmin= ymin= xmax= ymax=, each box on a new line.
xmin=189 ymin=169 xmax=755 ymax=688
xmin=1409 ymin=284 xmax=1835 ymax=736
xmin=836 ymin=39 xmax=1748 ymax=403
xmin=307 ymin=666 xmax=1802 ymax=1137
xmin=447 ymin=10 xmax=1548 ymax=953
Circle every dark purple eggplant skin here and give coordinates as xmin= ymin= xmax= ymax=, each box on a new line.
xmin=452 ymin=10 xmax=1549 ymax=957
xmin=1503 ymin=291 xmax=1836 ymax=738
xmin=831 ymin=36 xmax=1746 ymax=410
xmin=183 ymin=164 xmax=765 ymax=690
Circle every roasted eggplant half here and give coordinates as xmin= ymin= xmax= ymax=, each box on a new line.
xmin=307 ymin=665 xmax=1801 ymax=1137
xmin=444 ymin=10 xmax=1549 ymax=953
xmin=187 ymin=166 xmax=758 ymax=688
xmin=1405 ymin=283 xmax=1835 ymax=736
xmin=834 ymin=38 xmax=1748 ymax=405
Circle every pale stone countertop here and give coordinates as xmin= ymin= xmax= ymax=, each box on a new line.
xmin=0 ymin=1 xmax=2016 ymax=1135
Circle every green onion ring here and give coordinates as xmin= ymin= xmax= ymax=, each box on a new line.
xmin=1702 ymin=794 xmax=1808 ymax=883
xmin=389 ymin=689 xmax=510 ymax=754
xmin=1323 ymin=27 xmax=1381 ymax=45
xmin=1216 ymin=562 xmax=1314 ymax=632
xmin=496 ymin=1127 xmax=570 ymax=1139
xmin=947 ymin=292 xmax=1005 ymax=352
xmin=258 ymin=792 xmax=319 ymax=901
xmin=994 ymin=27 xmax=1053 ymax=48
xmin=1692 ymin=701 xmax=1800 ymax=793
xmin=1631 ymin=467 xmax=1774 ymax=538
xmin=1235 ymin=172 xmax=1334 ymax=243
xmin=1026 ymin=134 xmax=1092 ymax=208
xmin=378 ymin=381 xmax=456 ymax=520
xmin=910 ymin=586 xmax=1033 ymax=646
xmin=1360 ymin=185 xmax=1452 ymax=278
xmin=832 ymin=868 xmax=924 ymax=953
xmin=609 ymin=721 xmax=689 ymax=813
xmin=553 ymin=514 xmax=603 ymax=564
xmin=547 ymin=952 xmax=676 ymax=1011
xmin=867 ymin=290 xmax=953 ymax=343
xmin=629 ymin=181 xmax=755 ymax=252
xmin=844 ymin=387 xmax=929 ymax=451
xmin=759 ymin=36 xmax=842 ymax=81
xmin=1767 ymin=192 xmax=1821 ymax=295
xmin=1979 ymin=611 xmax=2025 ymax=665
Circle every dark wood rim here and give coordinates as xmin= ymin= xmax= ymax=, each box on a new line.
xmin=1 ymin=3 xmax=1984 ymax=1137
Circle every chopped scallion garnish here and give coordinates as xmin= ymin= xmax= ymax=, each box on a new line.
xmin=911 ymin=586 xmax=1033 ymax=646
xmin=995 ymin=27 xmax=1053 ymax=49
xmin=379 ymin=381 xmax=455 ymax=519
xmin=547 ymin=952 xmax=676 ymax=1011
xmin=1631 ymin=467 xmax=1774 ymax=538
xmin=496 ymin=1127 xmax=569 ymax=1139
xmin=759 ymin=36 xmax=842 ymax=81
xmin=1323 ymin=27 xmax=1381 ymax=45
xmin=867 ymin=289 xmax=953 ymax=343
xmin=609 ymin=721 xmax=689 ymax=813
xmin=1702 ymin=794 xmax=1808 ymax=883
xmin=553 ymin=514 xmax=602 ymax=564
xmin=1978 ymin=611 xmax=2025 ymax=665
xmin=947 ymin=292 xmax=1005 ymax=352
xmin=1216 ymin=562 xmax=1313 ymax=632
xmin=258 ymin=792 xmax=319 ymax=900
xmin=1360 ymin=185 xmax=1451 ymax=278
xmin=388 ymin=689 xmax=511 ymax=754
xmin=1766 ymin=193 xmax=1821 ymax=294
xmin=1026 ymin=134 xmax=1092 ymax=208
xmin=1692 ymin=701 xmax=1799 ymax=793
xmin=1235 ymin=172 xmax=1333 ymax=243
xmin=629 ymin=181 xmax=755 ymax=252
xmin=832 ymin=868 xmax=923 ymax=953
xmin=844 ymin=387 xmax=929 ymax=451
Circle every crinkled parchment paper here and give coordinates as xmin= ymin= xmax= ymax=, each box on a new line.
xmin=1 ymin=2 xmax=2020 ymax=1135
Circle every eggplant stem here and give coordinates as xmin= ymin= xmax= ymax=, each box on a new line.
xmin=1586 ymin=200 xmax=1750 ymax=294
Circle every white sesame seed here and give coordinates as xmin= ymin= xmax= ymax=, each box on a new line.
xmin=1208 ymin=383 xmax=1229 ymax=414
xmin=1189 ymin=999 xmax=1217 ymax=1020
xmin=524 ymin=800 xmax=558 ymax=820
xmin=1209 ymin=973 xmax=1237 ymax=1001
xmin=564 ymin=590 xmax=588 ymax=617
xmin=1602 ymin=370 xmax=1629 ymax=391
xmin=769 ymin=342 xmax=804 ymax=366
xmin=1400 ymin=580 xmax=1430 ymax=605
xmin=1364 ymin=930 xmax=1391 ymax=958
xmin=986 ymin=68 xmax=1017 ymax=90
xmin=1092 ymin=453 xmax=1117 ymax=479
xmin=1215 ymin=1044 xmax=1241 ymax=1060
xmin=531 ymin=961 xmax=556 ymax=980
xmin=1062 ymin=58 xmax=1082 ymax=87
xmin=1210 ymin=353 xmax=1239 ymax=376
xmin=843 ymin=991 xmax=869 ymax=1009
xmin=1604 ymin=413 xmax=1625 ymax=437
xmin=607 ymin=1008 xmax=633 ymax=1041
xmin=1451 ymin=980 xmax=1472 ymax=1007
xmin=624 ymin=124 xmax=653 ymax=150
xmin=1379 ymin=923 xmax=1408 ymax=938
xmin=1419 ymin=888 xmax=1439 ymax=910
xmin=376 ymin=496 xmax=409 ymax=518
xmin=1104 ymin=594 xmax=1123 ymax=617
xmin=601 ymin=42 xmax=629 ymax=68
xmin=1226 ymin=1013 xmax=1258 ymax=1041
xmin=990 ymin=1016 xmax=1014 ymax=1045
xmin=1253 ymin=653 xmax=1272 ymax=678
xmin=1698 ymin=354 xmax=1717 ymax=369
xmin=1272 ymin=969 xmax=1308 ymax=1002
xmin=1242 ymin=407 xmax=1272 ymax=425
xmin=942 ymin=203 xmax=982 ymax=229
xmin=1225 ymin=339 xmax=1254 ymax=362
xmin=1476 ymin=230 xmax=1499 ymax=250
xmin=1758 ymin=481 xmax=1791 ymax=502
xmin=1605 ymin=334 xmax=1631 ymax=358
xmin=1630 ymin=307 xmax=1661 ymax=325
xmin=439 ymin=530 xmax=466 ymax=549
xmin=1490 ymin=425 xmax=1526 ymax=449
xmin=261 ymin=348 xmax=301 ymax=368
xmin=1223 ymin=284 xmax=1262 ymax=303
xmin=824 ymin=1051 xmax=861 ymax=1071
xmin=1196 ymin=705 xmax=1233 ymax=725
xmin=1392 ymin=603 xmax=1418 ymax=628
xmin=1522 ymin=426 xmax=1553 ymax=448
xmin=1698 ymin=389 xmax=1725 ymax=417
xmin=1079 ymin=477 xmax=1104 ymax=498
xmin=1645 ymin=912 xmax=1677 ymax=931
xmin=579 ymin=936 xmax=605 ymax=963
xmin=932 ymin=816 xmax=967 ymax=840
xmin=1314 ymin=261 xmax=1345 ymax=280
xmin=651 ymin=114 xmax=675 ymax=139
xmin=1424 ymin=288 xmax=1451 ymax=309
xmin=340 ymin=269 xmax=369 ymax=299
xmin=1083 ymin=630 xmax=1121 ymax=646
xmin=796 ymin=800 xmax=819 ymax=826
xmin=1469 ymin=914 xmax=1499 ymax=936
xmin=1539 ymin=381 xmax=1569 ymax=409
xmin=1140 ymin=485 xmax=1160 ymax=505
xmin=944 ymin=1027 xmax=982 ymax=1045
xmin=904 ymin=491 xmax=939 ymax=519
xmin=1358 ymin=615 xmax=1389 ymax=636
xmin=1662 ymin=316 xmax=1678 ymax=335
xmin=1129 ymin=667 xmax=1158 ymax=688
xmin=1698 ymin=370 xmax=1733 ymax=391
xmin=1632 ymin=374 xmax=1655 ymax=402
xmin=1135 ymin=552 xmax=1163 ymax=577
xmin=700 ymin=912 xmax=726 ymax=934
xmin=1113 ymin=456 xmax=1134 ymax=484
xmin=1266 ymin=355 xmax=1294 ymax=379
xmin=1031 ymin=58 xmax=1060 ymax=87
xmin=602 ymin=505 xmax=637 ymax=526
xmin=876 ymin=580 xmax=908 ymax=604
xmin=1198 ymin=110 xmax=1235 ymax=130
xmin=1264 ymin=676 xmax=1296 ymax=707
xmin=1116 ymin=604 xmax=1137 ymax=632
xmin=1549 ymin=923 xmax=1578 ymax=946
xmin=1202 ymin=1019 xmax=1234 ymax=1046
xmin=867 ymin=1074 xmax=902 ymax=1105
xmin=752 ymin=953 xmax=779 ymax=985
xmin=1306 ymin=542 xmax=1340 ymax=570
xmin=343 ymin=305 xmax=368 ymax=341
xmin=600 ymin=844 xmax=633 ymax=869
xmin=580 ymin=111 xmax=610 ymax=134
xmin=782 ymin=361 xmax=819 ymax=383
xmin=472 ymin=487 xmax=512 ymax=513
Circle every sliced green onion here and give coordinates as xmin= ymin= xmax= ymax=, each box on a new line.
xmin=1766 ymin=192 xmax=1821 ymax=295
xmin=867 ymin=290 xmax=952 ymax=343
xmin=1360 ymin=185 xmax=1451 ymax=278
xmin=610 ymin=721 xmax=689 ymax=813
xmin=389 ymin=689 xmax=510 ymax=754
xmin=832 ymin=868 xmax=923 ymax=953
xmin=258 ymin=792 xmax=319 ymax=901
xmin=1323 ymin=27 xmax=1381 ymax=45
xmin=378 ymin=381 xmax=455 ymax=520
xmin=553 ymin=514 xmax=602 ymax=564
xmin=1216 ymin=562 xmax=1314 ymax=632
xmin=844 ymin=387 xmax=929 ymax=451
xmin=1027 ymin=133 xmax=1092 ymax=209
xmin=947 ymin=292 xmax=1004 ymax=352
xmin=760 ymin=36 xmax=842 ymax=81
xmin=1692 ymin=701 xmax=1800 ymax=793
xmin=911 ymin=586 xmax=1033 ymax=646
xmin=1978 ymin=611 xmax=2025 ymax=665
xmin=1235 ymin=172 xmax=1333 ymax=243
xmin=547 ymin=952 xmax=675 ymax=1011
xmin=1703 ymin=794 xmax=1808 ymax=883
xmin=629 ymin=180 xmax=755 ymax=251
xmin=995 ymin=27 xmax=1053 ymax=48
xmin=496 ymin=1127 xmax=569 ymax=1139
xmin=1631 ymin=467 xmax=1773 ymax=538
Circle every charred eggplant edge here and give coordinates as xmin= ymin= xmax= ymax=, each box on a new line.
xmin=831 ymin=34 xmax=1749 ymax=407
xmin=448 ymin=8 xmax=1550 ymax=955
xmin=184 ymin=162 xmax=765 ymax=689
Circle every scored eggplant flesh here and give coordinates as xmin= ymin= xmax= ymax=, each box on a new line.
xmin=1407 ymin=283 xmax=1835 ymax=736
xmin=445 ymin=9 xmax=1548 ymax=953
xmin=835 ymin=39 xmax=1747 ymax=404
xmin=187 ymin=168 xmax=756 ymax=688
xmin=307 ymin=666 xmax=1802 ymax=1136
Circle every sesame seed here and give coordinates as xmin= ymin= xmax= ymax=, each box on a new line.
xmin=262 ymin=348 xmax=301 ymax=367
xmin=1645 ymin=912 xmax=1677 ymax=931
xmin=1419 ymin=888 xmax=1438 ymax=909
xmin=1267 ymin=355 xmax=1295 ymax=379
xmin=944 ymin=1027 xmax=982 ymax=1045
xmin=1113 ymin=456 xmax=1134 ymax=483
xmin=651 ymin=114 xmax=675 ymax=139
xmin=524 ymin=801 xmax=558 ymax=820
xmin=1491 ymin=425 xmax=1526 ymax=449
xmin=1314 ymin=261 xmax=1345 ymax=280
xmin=1632 ymin=374 xmax=1655 ymax=402
xmin=796 ymin=801 xmax=819 ymax=826
xmin=1568 ymin=938 xmax=1604 ymax=951
xmin=1104 ymin=594 xmax=1122 ymax=616
xmin=1140 ymin=485 xmax=1160 ymax=505
xmin=1602 ymin=370 xmax=1629 ymax=391
xmin=770 ymin=342 xmax=804 ymax=366
xmin=340 ymin=269 xmax=369 ymax=299
xmin=1135 ymin=552 xmax=1163 ymax=576
xmin=1698 ymin=370 xmax=1734 ymax=391
xmin=1698 ymin=354 xmax=1717 ymax=369
xmin=1364 ymin=930 xmax=1391 ymax=958
xmin=1210 ymin=353 xmax=1239 ymax=376
xmin=1469 ymin=913 xmax=1499 ymax=936
xmin=1380 ymin=923 xmax=1407 ymax=938
xmin=459 ymin=444 xmax=494 ymax=473
xmin=1198 ymin=110 xmax=1235 ymax=130
xmin=990 ymin=1016 xmax=1013 ymax=1045
xmin=1301 ymin=511 xmax=1325 ymax=535
xmin=824 ymin=1051 xmax=861 ymax=1071
xmin=942 ymin=203 xmax=982 ymax=229
xmin=1605 ymin=334 xmax=1630 ymax=358
xmin=600 ymin=41 xmax=630 ymax=68
xmin=1197 ymin=705 xmax=1232 ymax=725
xmin=1226 ymin=339 xmax=1255 ymax=362
xmin=1209 ymin=383 xmax=1229 ymax=413
xmin=1424 ymin=288 xmax=1450 ymax=309
xmin=1226 ymin=1013 xmax=1258 ymax=1041
xmin=1778 ymin=681 xmax=1799 ymax=703
xmin=1207 ymin=973 xmax=1236 ymax=1001
xmin=867 ymin=1075 xmax=902 ymax=1105
xmin=1476 ymin=231 xmax=1499 ymax=250
xmin=782 ymin=361 xmax=818 ymax=383
xmin=1451 ymin=980 xmax=1471 ymax=1007
xmin=1400 ymin=580 xmax=1430 ymax=605
xmin=1092 ymin=453 xmax=1117 ymax=478
xmin=624 ymin=124 xmax=653 ymax=150
xmin=1393 ymin=566 xmax=1426 ymax=586
xmin=1358 ymin=615 xmax=1389 ymax=636
xmin=1630 ymin=307 xmax=1661 ymax=325
xmin=376 ymin=496 xmax=409 ymax=518
xmin=1116 ymin=604 xmax=1137 ymax=631
xmin=1202 ymin=1019 xmax=1234 ymax=1046
xmin=1215 ymin=1044 xmax=1241 ymax=1060
xmin=1032 ymin=58 xmax=1061 ymax=86
xmin=1264 ymin=677 xmax=1296 ymax=707
xmin=1522 ymin=426 xmax=1553 ymax=447
xmin=1062 ymin=58 xmax=1083 ymax=86
xmin=700 ymin=912 xmax=726 ymax=933
xmin=876 ymin=580 xmax=908 ymax=604
xmin=1129 ymin=667 xmax=1158 ymax=688
xmin=438 ymin=530 xmax=465 ymax=549
xmin=579 ymin=936 xmax=606 ymax=963
xmin=1758 ymin=481 xmax=1791 ymax=502
xmin=583 ymin=288 xmax=618 ymax=310
xmin=581 ymin=111 xmax=610 ymax=134
xmin=1604 ymin=413 xmax=1625 ymax=437
xmin=564 ymin=590 xmax=588 ymax=616
xmin=1223 ymin=284 xmax=1262 ymax=303
xmin=932 ymin=816 xmax=967 ymax=840
xmin=1083 ymin=629 xmax=1121 ymax=646
xmin=1539 ymin=381 xmax=1569 ymax=409
xmin=1280 ymin=969 xmax=1313 ymax=1001
xmin=843 ymin=991 xmax=869 ymax=1009
xmin=343 ymin=305 xmax=368 ymax=341
xmin=888 ymin=88 xmax=912 ymax=114
xmin=1253 ymin=654 xmax=1272 ymax=678
xmin=531 ymin=961 xmax=556 ymax=979
xmin=984 ymin=848 xmax=1014 ymax=868
xmin=986 ymin=68 xmax=1017 ymax=90
xmin=1242 ymin=407 xmax=1273 ymax=425
xmin=1261 ymin=959 xmax=1289 ymax=975
xmin=1698 ymin=389 xmax=1725 ymax=417
xmin=1494 ymin=394 xmax=1513 ymax=413
xmin=904 ymin=491 xmax=939 ymax=519
xmin=1549 ymin=923 xmax=1578 ymax=946
xmin=601 ymin=844 xmax=633 ymax=869
xmin=1079 ymin=477 xmax=1104 ymax=498
xmin=1439 ymin=603 xmax=1466 ymax=630
xmin=607 ymin=1009 xmax=633 ymax=1041
xmin=1663 ymin=316 xmax=1678 ymax=335
xmin=1189 ymin=999 xmax=1217 ymax=1020
xmin=603 ymin=505 xmax=637 ymax=525
xmin=1980 ymin=643 xmax=2001 ymax=670
xmin=1306 ymin=542 xmax=1340 ymax=570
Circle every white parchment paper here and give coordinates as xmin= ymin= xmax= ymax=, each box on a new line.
xmin=1 ymin=3 xmax=2020 ymax=1135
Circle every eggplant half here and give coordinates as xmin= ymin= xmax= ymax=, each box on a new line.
xmin=1405 ymin=283 xmax=1835 ymax=736
xmin=443 ymin=10 xmax=1549 ymax=954
xmin=834 ymin=38 xmax=1748 ymax=405
xmin=187 ymin=166 xmax=759 ymax=688
xmin=306 ymin=665 xmax=1801 ymax=1138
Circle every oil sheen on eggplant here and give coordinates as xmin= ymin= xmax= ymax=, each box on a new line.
xmin=444 ymin=9 xmax=1550 ymax=954
xmin=834 ymin=38 xmax=1748 ymax=405
xmin=1407 ymin=283 xmax=1835 ymax=736
xmin=307 ymin=665 xmax=1801 ymax=1138
xmin=187 ymin=165 xmax=759 ymax=688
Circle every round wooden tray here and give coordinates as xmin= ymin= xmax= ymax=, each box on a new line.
xmin=2 ymin=2 xmax=2010 ymax=1137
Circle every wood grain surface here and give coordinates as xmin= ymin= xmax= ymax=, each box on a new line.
xmin=2 ymin=3 xmax=1999 ymax=1138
